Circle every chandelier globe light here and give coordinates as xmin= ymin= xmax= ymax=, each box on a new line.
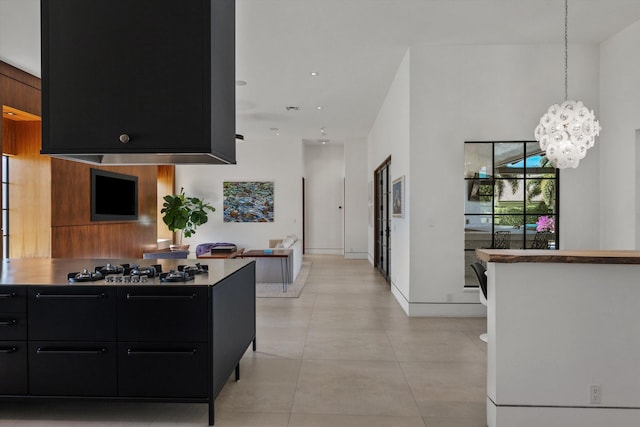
xmin=534 ymin=0 xmax=601 ymax=169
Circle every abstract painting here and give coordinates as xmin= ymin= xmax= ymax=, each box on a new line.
xmin=392 ymin=175 xmax=404 ymax=218
xmin=223 ymin=181 xmax=274 ymax=222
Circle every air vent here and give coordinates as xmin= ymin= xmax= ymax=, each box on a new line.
xmin=285 ymin=106 xmax=300 ymax=111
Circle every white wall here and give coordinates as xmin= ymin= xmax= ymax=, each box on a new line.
xmin=368 ymin=50 xmax=411 ymax=302
xmin=370 ymin=43 xmax=600 ymax=315
xmin=344 ymin=137 xmax=369 ymax=259
xmin=304 ymin=143 xmax=345 ymax=254
xmin=600 ymin=20 xmax=640 ymax=249
xmin=174 ymin=136 xmax=303 ymax=250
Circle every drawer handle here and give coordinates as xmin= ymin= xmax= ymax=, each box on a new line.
xmin=126 ymin=293 xmax=197 ymax=301
xmin=36 ymin=347 xmax=107 ymax=355
xmin=35 ymin=293 xmax=106 ymax=299
xmin=127 ymin=348 xmax=198 ymax=356
xmin=0 ymin=292 xmax=16 ymax=298
xmin=0 ymin=319 xmax=17 ymax=327
xmin=0 ymin=347 xmax=17 ymax=354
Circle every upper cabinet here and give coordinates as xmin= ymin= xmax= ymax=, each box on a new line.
xmin=41 ymin=0 xmax=236 ymax=165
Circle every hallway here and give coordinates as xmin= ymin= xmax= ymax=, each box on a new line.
xmin=0 ymin=255 xmax=487 ymax=426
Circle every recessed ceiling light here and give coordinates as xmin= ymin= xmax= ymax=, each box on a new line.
xmin=235 ymin=80 xmax=247 ymax=86
xmin=310 ymin=72 xmax=319 ymax=76
xmin=4 ymin=111 xmax=16 ymax=116
xmin=316 ymin=106 xmax=323 ymax=110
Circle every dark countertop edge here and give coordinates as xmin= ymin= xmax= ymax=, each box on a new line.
xmin=0 ymin=258 xmax=255 ymax=286
xmin=476 ymin=249 xmax=640 ymax=265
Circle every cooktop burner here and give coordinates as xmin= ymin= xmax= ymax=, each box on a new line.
xmin=68 ymin=263 xmax=163 ymax=283
xmin=160 ymin=269 xmax=195 ymax=282
xmin=67 ymin=269 xmax=103 ymax=283
xmin=178 ymin=263 xmax=209 ymax=275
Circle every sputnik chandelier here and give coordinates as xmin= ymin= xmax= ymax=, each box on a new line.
xmin=534 ymin=0 xmax=601 ymax=169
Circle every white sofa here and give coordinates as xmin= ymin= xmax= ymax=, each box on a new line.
xmin=253 ymin=236 xmax=302 ymax=283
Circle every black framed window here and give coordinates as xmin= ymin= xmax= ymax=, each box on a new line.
xmin=464 ymin=141 xmax=559 ymax=287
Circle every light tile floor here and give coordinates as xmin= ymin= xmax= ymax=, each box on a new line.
xmin=0 ymin=255 xmax=487 ymax=427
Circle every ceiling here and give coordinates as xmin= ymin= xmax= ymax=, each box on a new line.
xmin=2 ymin=0 xmax=640 ymax=146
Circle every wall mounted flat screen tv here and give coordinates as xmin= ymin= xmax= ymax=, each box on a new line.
xmin=90 ymin=168 xmax=138 ymax=221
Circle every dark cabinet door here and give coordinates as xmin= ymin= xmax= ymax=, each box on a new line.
xmin=117 ymin=287 xmax=207 ymax=342
xmin=0 ymin=286 xmax=26 ymax=313
xmin=0 ymin=312 xmax=27 ymax=341
xmin=41 ymin=0 xmax=212 ymax=155
xmin=29 ymin=341 xmax=117 ymax=396
xmin=28 ymin=287 xmax=116 ymax=341
xmin=0 ymin=342 xmax=28 ymax=394
xmin=118 ymin=342 xmax=207 ymax=397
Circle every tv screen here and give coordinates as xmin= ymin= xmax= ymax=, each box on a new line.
xmin=90 ymin=169 xmax=138 ymax=221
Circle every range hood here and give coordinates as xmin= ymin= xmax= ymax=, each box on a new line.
xmin=40 ymin=0 xmax=236 ymax=165
xmin=44 ymin=152 xmax=235 ymax=166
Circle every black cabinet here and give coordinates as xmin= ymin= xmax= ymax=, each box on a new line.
xmin=0 ymin=287 xmax=27 ymax=394
xmin=41 ymin=0 xmax=235 ymax=165
xmin=0 ymin=261 xmax=256 ymax=426
xmin=0 ymin=342 xmax=28 ymax=394
xmin=0 ymin=287 xmax=26 ymax=312
xmin=118 ymin=342 xmax=207 ymax=397
xmin=29 ymin=341 xmax=117 ymax=396
xmin=28 ymin=287 xmax=116 ymax=341
xmin=117 ymin=287 xmax=207 ymax=342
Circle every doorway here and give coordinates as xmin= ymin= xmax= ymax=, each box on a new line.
xmin=374 ymin=156 xmax=391 ymax=282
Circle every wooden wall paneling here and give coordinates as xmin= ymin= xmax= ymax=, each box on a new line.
xmin=50 ymin=159 xmax=158 ymax=258
xmin=157 ymin=165 xmax=175 ymax=242
xmin=51 ymin=223 xmax=158 ymax=259
xmin=2 ymin=118 xmax=17 ymax=155
xmin=1 ymin=61 xmax=43 ymax=259
xmin=8 ymin=121 xmax=51 ymax=258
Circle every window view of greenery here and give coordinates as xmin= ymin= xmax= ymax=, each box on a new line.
xmin=463 ymin=142 xmax=559 ymax=286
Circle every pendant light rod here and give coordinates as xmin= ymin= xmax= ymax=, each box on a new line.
xmin=534 ymin=0 xmax=601 ymax=169
xmin=564 ymin=0 xmax=568 ymax=101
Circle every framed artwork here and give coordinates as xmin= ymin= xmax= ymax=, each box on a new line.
xmin=223 ymin=181 xmax=274 ymax=222
xmin=392 ymin=175 xmax=405 ymax=217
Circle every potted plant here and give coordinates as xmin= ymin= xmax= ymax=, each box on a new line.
xmin=161 ymin=188 xmax=215 ymax=250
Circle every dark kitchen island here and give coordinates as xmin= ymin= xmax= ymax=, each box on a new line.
xmin=0 ymin=257 xmax=256 ymax=426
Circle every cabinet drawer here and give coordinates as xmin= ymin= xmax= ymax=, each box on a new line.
xmin=117 ymin=287 xmax=207 ymax=342
xmin=28 ymin=287 xmax=116 ymax=341
xmin=118 ymin=342 xmax=207 ymax=398
xmin=0 ymin=312 xmax=26 ymax=340
xmin=0 ymin=287 xmax=26 ymax=313
xmin=0 ymin=341 xmax=28 ymax=395
xmin=29 ymin=341 xmax=117 ymax=396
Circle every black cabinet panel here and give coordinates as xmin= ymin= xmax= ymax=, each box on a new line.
xmin=0 ymin=312 xmax=27 ymax=340
xmin=118 ymin=342 xmax=207 ymax=398
xmin=41 ymin=0 xmax=235 ymax=163
xmin=0 ymin=286 xmax=26 ymax=312
xmin=28 ymin=287 xmax=116 ymax=341
xmin=29 ymin=341 xmax=117 ymax=396
xmin=0 ymin=341 xmax=28 ymax=394
xmin=212 ymin=263 xmax=256 ymax=397
xmin=117 ymin=287 xmax=207 ymax=342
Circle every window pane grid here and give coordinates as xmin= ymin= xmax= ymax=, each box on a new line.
xmin=464 ymin=141 xmax=559 ymax=286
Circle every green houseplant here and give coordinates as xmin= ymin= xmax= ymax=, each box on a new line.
xmin=161 ymin=188 xmax=215 ymax=250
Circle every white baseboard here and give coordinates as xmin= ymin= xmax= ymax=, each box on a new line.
xmin=391 ymin=283 xmax=486 ymax=317
xmin=305 ymin=249 xmax=343 ymax=255
xmin=344 ymin=252 xmax=368 ymax=259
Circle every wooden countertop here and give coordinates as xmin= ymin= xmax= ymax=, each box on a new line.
xmin=476 ymin=249 xmax=640 ymax=264
xmin=0 ymin=258 xmax=254 ymax=286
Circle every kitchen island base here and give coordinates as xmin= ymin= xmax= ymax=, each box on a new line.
xmin=0 ymin=258 xmax=256 ymax=426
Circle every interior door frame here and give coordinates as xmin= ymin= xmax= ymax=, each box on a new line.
xmin=374 ymin=156 xmax=391 ymax=283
